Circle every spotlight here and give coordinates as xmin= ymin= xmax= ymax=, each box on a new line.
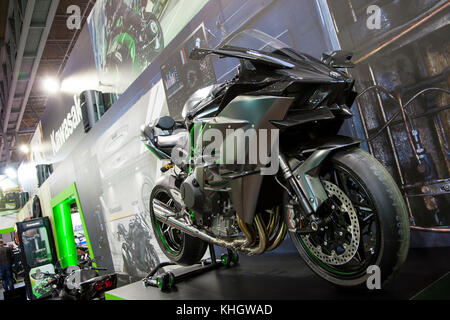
xmin=20 ymin=145 xmax=30 ymax=154
xmin=5 ymin=167 xmax=17 ymax=179
xmin=43 ymin=77 xmax=60 ymax=94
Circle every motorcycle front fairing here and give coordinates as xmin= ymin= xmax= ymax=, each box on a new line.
xmin=207 ymin=95 xmax=294 ymax=224
xmin=140 ymin=29 xmax=360 ymax=226
xmin=188 ymin=37 xmax=358 ymax=224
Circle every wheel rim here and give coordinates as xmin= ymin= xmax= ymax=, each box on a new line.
xmin=295 ymin=164 xmax=381 ymax=278
xmin=152 ymin=190 xmax=183 ymax=256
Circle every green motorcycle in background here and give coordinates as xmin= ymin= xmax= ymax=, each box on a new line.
xmin=104 ymin=0 xmax=166 ymax=79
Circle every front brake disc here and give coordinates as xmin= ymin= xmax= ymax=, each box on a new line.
xmin=301 ymin=181 xmax=360 ymax=266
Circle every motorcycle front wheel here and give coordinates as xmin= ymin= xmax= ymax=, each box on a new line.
xmin=286 ymin=148 xmax=410 ymax=288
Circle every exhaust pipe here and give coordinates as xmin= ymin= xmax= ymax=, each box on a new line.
xmin=152 ymin=199 xmax=269 ymax=255
xmin=152 ymin=199 xmax=247 ymax=251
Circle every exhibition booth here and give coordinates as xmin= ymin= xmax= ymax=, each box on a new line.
xmin=0 ymin=0 xmax=449 ymax=302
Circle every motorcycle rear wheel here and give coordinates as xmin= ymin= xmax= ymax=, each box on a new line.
xmin=149 ymin=185 xmax=208 ymax=266
xmin=287 ymin=148 xmax=410 ymax=288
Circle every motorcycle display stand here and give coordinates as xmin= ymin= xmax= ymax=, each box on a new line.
xmin=142 ymin=244 xmax=238 ymax=291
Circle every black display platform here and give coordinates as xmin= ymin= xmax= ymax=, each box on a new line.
xmin=106 ymin=247 xmax=450 ymax=300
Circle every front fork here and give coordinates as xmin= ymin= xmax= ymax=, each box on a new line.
xmin=278 ymin=151 xmax=333 ymax=232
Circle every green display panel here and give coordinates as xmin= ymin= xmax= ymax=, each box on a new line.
xmin=0 ymin=227 xmax=15 ymax=234
xmin=51 ymin=183 xmax=95 ymax=269
xmin=52 ymin=198 xmax=78 ymax=268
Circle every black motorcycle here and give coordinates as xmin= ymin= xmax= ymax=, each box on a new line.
xmin=141 ymin=29 xmax=410 ymax=288
xmin=43 ymin=254 xmax=117 ymax=300
xmin=117 ymin=210 xmax=160 ymax=277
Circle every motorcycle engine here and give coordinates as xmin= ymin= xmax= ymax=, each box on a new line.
xmin=181 ymin=174 xmax=239 ymax=239
xmin=210 ymin=213 xmax=239 ymax=238
xmin=207 ymin=195 xmax=239 ymax=238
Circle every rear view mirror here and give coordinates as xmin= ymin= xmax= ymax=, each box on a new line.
xmin=322 ymin=50 xmax=354 ymax=68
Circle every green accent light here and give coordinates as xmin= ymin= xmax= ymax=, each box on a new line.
xmin=222 ymin=256 xmax=228 ymax=266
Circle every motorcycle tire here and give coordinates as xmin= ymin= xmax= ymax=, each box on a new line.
xmin=287 ymin=148 xmax=410 ymax=288
xmin=146 ymin=242 xmax=160 ymax=271
xmin=121 ymin=249 xmax=138 ymax=277
xmin=149 ymin=185 xmax=207 ymax=266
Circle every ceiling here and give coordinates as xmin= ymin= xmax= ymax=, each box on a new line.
xmin=0 ymin=0 xmax=96 ymax=171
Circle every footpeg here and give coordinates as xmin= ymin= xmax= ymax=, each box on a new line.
xmin=160 ymin=163 xmax=174 ymax=173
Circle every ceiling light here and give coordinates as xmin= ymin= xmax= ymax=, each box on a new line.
xmin=5 ymin=167 xmax=17 ymax=180
xmin=20 ymin=145 xmax=30 ymax=154
xmin=43 ymin=77 xmax=61 ymax=94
